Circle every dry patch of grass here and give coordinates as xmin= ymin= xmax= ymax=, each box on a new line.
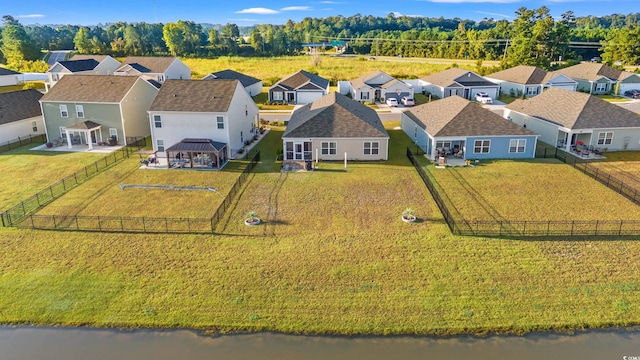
xmin=590 ymin=159 xmax=640 ymax=191
xmin=428 ymin=159 xmax=640 ymax=221
xmin=38 ymin=157 xmax=245 ymax=218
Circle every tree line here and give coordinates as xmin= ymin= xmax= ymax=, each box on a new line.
xmin=1 ymin=7 xmax=640 ymax=73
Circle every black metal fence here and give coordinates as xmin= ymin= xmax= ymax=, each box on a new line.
xmin=11 ymin=150 xmax=261 ymax=234
xmin=406 ymin=147 xmax=640 ymax=238
xmin=1 ymin=137 xmax=145 ymax=227
xmin=210 ymin=150 xmax=261 ymax=230
xmin=0 ymin=134 xmax=46 ymax=153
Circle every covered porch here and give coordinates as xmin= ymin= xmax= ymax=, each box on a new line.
xmin=165 ymin=138 xmax=229 ymax=170
xmin=429 ymin=138 xmax=466 ymax=161
xmin=63 ymin=120 xmax=104 ymax=150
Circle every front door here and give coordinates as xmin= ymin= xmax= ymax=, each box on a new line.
xmin=294 ymin=142 xmax=304 ymax=160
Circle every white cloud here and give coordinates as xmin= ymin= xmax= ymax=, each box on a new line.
xmin=281 ymin=6 xmax=312 ymax=11
xmin=17 ymin=14 xmax=45 ymax=18
xmin=476 ymin=11 xmax=512 ymax=18
xmin=235 ymin=7 xmax=279 ymax=15
xmin=392 ymin=12 xmax=422 ymax=17
xmin=425 ymin=0 xmax=522 ymax=3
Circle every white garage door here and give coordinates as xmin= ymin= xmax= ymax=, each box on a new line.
xmin=619 ymin=83 xmax=640 ymax=95
xmin=297 ymin=91 xmax=324 ymax=104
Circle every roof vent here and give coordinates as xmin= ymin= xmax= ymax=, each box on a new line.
xmin=174 ymin=94 xmax=177 ymax=97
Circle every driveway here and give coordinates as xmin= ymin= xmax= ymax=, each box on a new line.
xmin=616 ymin=98 xmax=640 ymax=113
xmin=47 ymin=50 xmax=73 ymax=66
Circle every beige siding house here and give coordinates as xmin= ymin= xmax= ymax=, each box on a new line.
xmin=114 ymin=56 xmax=191 ymax=84
xmin=484 ymin=65 xmax=577 ymax=97
xmin=45 ymin=55 xmax=121 ymax=91
xmin=348 ymin=70 xmax=413 ymax=103
xmin=552 ymin=62 xmax=640 ymax=95
xmin=282 ymin=92 xmax=389 ymax=163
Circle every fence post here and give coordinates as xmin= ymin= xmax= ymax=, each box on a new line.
xmin=21 ymin=201 xmax=26 ymax=215
xmin=76 ymin=216 xmax=79 ymax=230
xmin=120 ymin=217 xmax=124 ymax=232
xmin=619 ymin=220 xmax=623 ymax=236
xmin=74 ymin=172 xmax=78 ymax=185
xmin=165 ymin=218 xmax=168 ymax=233
xmin=571 ymin=220 xmax=574 ymax=236
xmin=52 ymin=215 xmax=57 ymax=229
xmin=36 ymin=193 xmax=41 ymax=206
xmin=98 ymin=216 xmax=102 ymax=231
xmin=142 ymin=217 xmax=146 ymax=233
xmin=547 ymin=220 xmax=550 ymax=236
xmin=50 ymin=186 xmax=54 ymax=199
xmin=595 ymin=220 xmax=599 ymax=236
xmin=523 ymin=220 xmax=526 ymax=236
xmin=187 ymin=218 xmax=191 ymax=233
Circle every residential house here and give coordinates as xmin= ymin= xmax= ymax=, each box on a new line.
xmin=419 ymin=68 xmax=499 ymax=101
xmin=0 ymin=89 xmax=44 ymax=143
xmin=114 ymin=56 xmax=191 ymax=83
xmin=504 ymin=88 xmax=640 ymax=152
xmin=401 ymin=95 xmax=538 ymax=161
xmin=553 ymin=62 xmax=640 ymax=95
xmin=40 ymin=75 xmax=159 ymax=150
xmin=45 ymin=55 xmax=120 ymax=91
xmin=0 ymin=67 xmax=22 ymax=86
xmin=268 ymin=70 xmax=329 ymax=104
xmin=485 ymin=65 xmax=577 ymax=98
xmin=282 ymin=92 xmax=389 ymax=162
xmin=148 ymin=79 xmax=259 ymax=168
xmin=348 ymin=70 xmax=413 ymax=103
xmin=202 ymin=69 xmax=262 ymax=97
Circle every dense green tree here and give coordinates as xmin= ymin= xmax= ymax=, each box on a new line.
xmin=123 ymin=24 xmax=143 ymax=55
xmin=163 ymin=20 xmax=202 ymax=56
xmin=1 ymin=20 xmax=41 ymax=68
xmin=73 ymin=27 xmax=91 ymax=53
xmin=601 ymin=25 xmax=640 ymax=65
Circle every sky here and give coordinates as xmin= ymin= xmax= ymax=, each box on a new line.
xmin=4 ymin=0 xmax=638 ymax=27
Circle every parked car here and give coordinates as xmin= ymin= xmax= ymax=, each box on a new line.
xmin=624 ymin=89 xmax=640 ymax=99
xmin=590 ymin=56 xmax=601 ymax=62
xmin=386 ymin=98 xmax=398 ymax=107
xmin=475 ymin=92 xmax=493 ymax=104
xmin=401 ymin=96 xmax=415 ymax=106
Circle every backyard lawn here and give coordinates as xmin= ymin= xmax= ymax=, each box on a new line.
xmin=0 ymin=124 xmax=640 ymax=336
xmin=427 ymin=159 xmax=640 ymax=222
xmin=0 ymin=144 xmax=105 ymax=210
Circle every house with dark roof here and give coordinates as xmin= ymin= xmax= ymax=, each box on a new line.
xmin=347 ymin=70 xmax=413 ymax=103
xmin=268 ymin=70 xmax=329 ymax=104
xmin=282 ymin=92 xmax=389 ymax=162
xmin=45 ymin=55 xmax=120 ymax=91
xmin=202 ymin=69 xmax=262 ymax=97
xmin=485 ymin=65 xmax=577 ymax=98
xmin=0 ymin=90 xmax=44 ymax=143
xmin=419 ymin=68 xmax=499 ymax=101
xmin=401 ymin=96 xmax=538 ymax=161
xmin=148 ymin=79 xmax=259 ymax=166
xmin=505 ymin=88 xmax=640 ymax=153
xmin=553 ymin=62 xmax=640 ymax=95
xmin=0 ymin=67 xmax=22 ymax=86
xmin=114 ymin=56 xmax=191 ymax=83
xmin=40 ymin=75 xmax=159 ymax=150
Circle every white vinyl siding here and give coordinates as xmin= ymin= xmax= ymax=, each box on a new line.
xmin=59 ymin=105 xmax=68 ymax=118
xmin=75 ymin=105 xmax=84 ymax=118
xmin=597 ymin=131 xmax=613 ymax=145
xmin=509 ymin=139 xmax=526 ymax=153
xmin=474 ymin=140 xmax=490 ymax=154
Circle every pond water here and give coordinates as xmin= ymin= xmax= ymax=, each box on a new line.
xmin=2 ymin=326 xmax=640 ymax=360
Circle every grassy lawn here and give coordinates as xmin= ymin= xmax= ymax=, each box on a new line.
xmin=0 ymin=82 xmax=45 ymax=94
xmin=596 ymin=94 xmax=629 ymax=103
xmin=427 ymin=159 xmax=640 ymax=222
xmin=1 ymin=124 xmax=640 ymax=336
xmin=0 ymin=144 xmax=105 ymax=210
xmin=590 ymin=153 xmax=640 ymax=191
xmin=497 ymin=94 xmax=519 ymax=104
xmin=182 ymin=56 xmax=462 ymax=83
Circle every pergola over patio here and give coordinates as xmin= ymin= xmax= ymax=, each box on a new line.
xmin=165 ymin=138 xmax=229 ymax=170
xmin=64 ymin=120 xmax=103 ymax=150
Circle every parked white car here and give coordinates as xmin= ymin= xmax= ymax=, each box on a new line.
xmin=386 ymin=98 xmax=399 ymax=107
xmin=475 ymin=92 xmax=493 ymax=104
xmin=401 ymin=96 xmax=415 ymax=106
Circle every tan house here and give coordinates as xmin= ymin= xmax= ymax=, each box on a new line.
xmin=114 ymin=56 xmax=191 ymax=84
xmin=45 ymin=55 xmax=121 ymax=91
xmin=553 ymin=62 xmax=640 ymax=95
xmin=282 ymin=92 xmax=389 ymax=163
xmin=484 ymin=65 xmax=577 ymax=97
xmin=348 ymin=70 xmax=413 ymax=103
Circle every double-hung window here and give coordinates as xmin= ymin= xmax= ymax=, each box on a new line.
xmin=597 ymin=132 xmax=613 ymax=145
xmin=473 ymin=140 xmax=490 ymax=154
xmin=272 ymin=92 xmax=283 ymax=101
xmin=217 ymin=116 xmax=224 ymax=129
xmin=321 ymin=141 xmax=337 ymax=155
xmin=156 ymin=139 xmax=164 ymax=152
xmin=364 ymin=141 xmax=379 ymax=155
xmin=509 ymin=139 xmax=526 ymax=153
xmin=75 ymin=105 xmax=84 ymax=118
xmin=59 ymin=105 xmax=68 ymax=118
xmin=154 ymin=115 xmax=162 ymax=128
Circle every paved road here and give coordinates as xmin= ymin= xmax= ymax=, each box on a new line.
xmin=259 ymin=111 xmax=401 ymax=123
xmin=616 ymin=99 xmax=640 ymax=113
xmin=47 ymin=50 xmax=73 ymax=66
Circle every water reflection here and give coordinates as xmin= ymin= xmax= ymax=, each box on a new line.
xmin=1 ymin=327 xmax=639 ymax=360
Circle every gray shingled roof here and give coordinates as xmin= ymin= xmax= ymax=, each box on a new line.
xmin=283 ymin=92 xmax=388 ymax=138
xmin=166 ymin=138 xmax=227 ymax=152
xmin=554 ymin=62 xmax=623 ymax=82
xmin=350 ymin=70 xmax=387 ymax=89
xmin=404 ymin=95 xmax=536 ymax=137
xmin=0 ymin=67 xmax=21 ymax=76
xmin=149 ymin=79 xmax=238 ymax=113
xmin=203 ymin=69 xmax=261 ymax=87
xmin=0 ymin=89 xmax=42 ymax=126
xmin=486 ymin=65 xmax=553 ymax=85
xmin=506 ymin=88 xmax=640 ymax=129
xmin=276 ymin=70 xmax=329 ymax=91
xmin=57 ymin=59 xmax=99 ymax=73
xmin=117 ymin=57 xmax=176 ymax=73
xmin=40 ymin=75 xmax=141 ymax=103
xmin=65 ymin=120 xmax=102 ymax=130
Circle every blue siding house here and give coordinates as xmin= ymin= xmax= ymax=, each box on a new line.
xmin=401 ymin=96 xmax=538 ymax=161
